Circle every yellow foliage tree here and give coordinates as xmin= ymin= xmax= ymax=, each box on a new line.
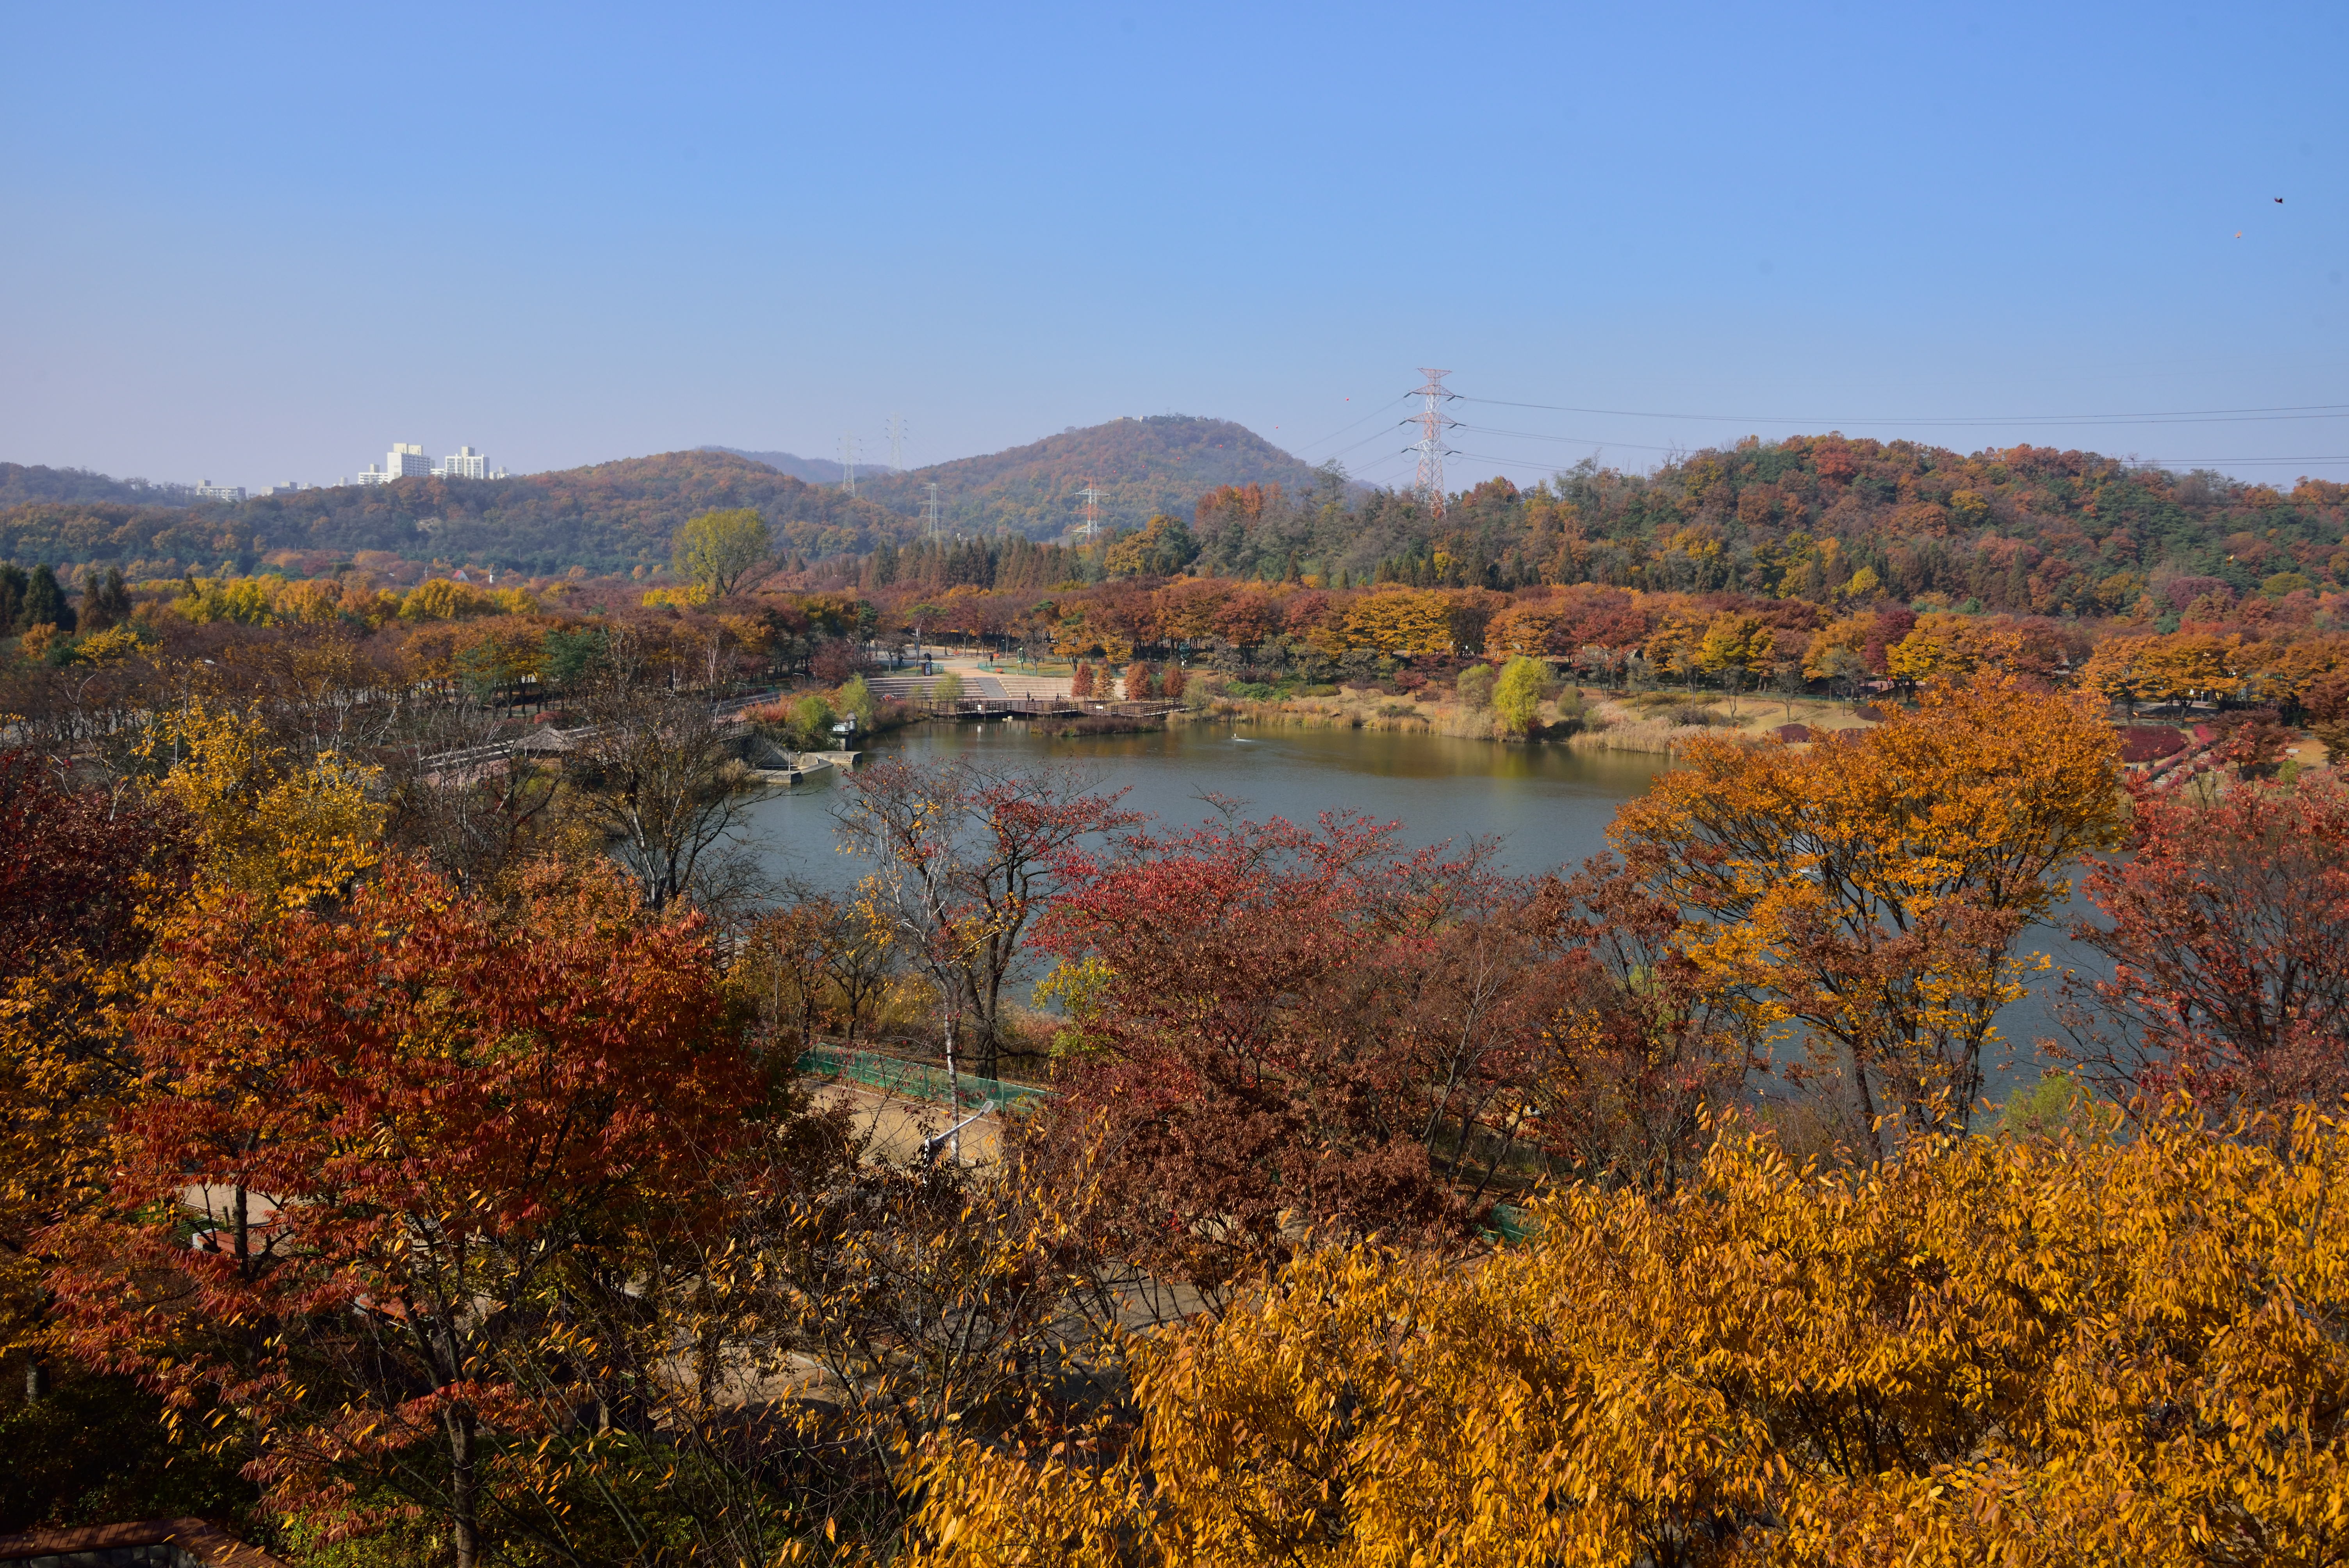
xmin=1886 ymin=612 xmax=2026 ymax=683
xmin=1802 ymin=611 xmax=1875 ymax=679
xmin=1608 ymin=674 xmax=2124 ymax=1142
xmin=1695 ymin=612 xmax=1775 ymax=677
xmin=671 ymin=506 xmax=773 ymax=596
xmin=398 ymin=576 xmax=499 ymax=622
xmin=1491 ymin=655 xmax=1549 ymax=735
xmin=1485 ymin=602 xmax=1567 ymax=657
xmin=141 ymin=699 xmax=387 ymax=914
xmin=169 ymin=575 xmax=278 ymax=626
xmin=1340 ymin=587 xmax=1452 ymax=657
xmin=903 ymin=1102 xmax=2349 ymax=1567
xmin=2080 ymin=632 xmax=2247 ymax=710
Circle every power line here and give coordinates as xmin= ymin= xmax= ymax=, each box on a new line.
xmin=2128 ymin=455 xmax=2349 ymax=466
xmin=1442 ymin=445 xmax=2349 ymax=474
xmin=1454 ymin=422 xmax=1688 ymax=454
xmin=924 ymin=481 xmax=943 ymax=541
xmin=887 ymin=412 xmax=907 ymax=470
xmin=1318 ymin=420 xmax=1419 ymax=464
xmin=1289 ymin=393 xmax=1416 ymax=458
xmin=1453 ymin=394 xmax=2349 ymax=428
xmin=838 ymin=434 xmax=859 ymax=497
xmin=1074 ymin=482 xmax=1106 ymax=541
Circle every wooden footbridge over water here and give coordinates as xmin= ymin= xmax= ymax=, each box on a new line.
xmin=909 ymin=696 xmax=1183 ymax=722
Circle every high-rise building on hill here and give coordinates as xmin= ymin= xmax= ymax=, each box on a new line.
xmin=352 ymin=442 xmax=505 ymax=485
xmin=194 ymin=479 xmax=246 ymax=502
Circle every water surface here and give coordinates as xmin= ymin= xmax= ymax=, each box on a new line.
xmin=740 ymin=718 xmax=1673 ymax=888
xmin=739 ymin=717 xmax=2089 ymax=1101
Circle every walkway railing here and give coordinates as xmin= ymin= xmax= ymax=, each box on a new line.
xmin=798 ymin=1044 xmax=1056 ymax=1112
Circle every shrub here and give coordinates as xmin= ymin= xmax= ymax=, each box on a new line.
xmin=2117 ymin=727 xmax=2187 ymax=764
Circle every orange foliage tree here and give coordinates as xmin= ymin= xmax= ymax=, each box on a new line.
xmin=1609 ymin=675 xmax=2124 ymax=1146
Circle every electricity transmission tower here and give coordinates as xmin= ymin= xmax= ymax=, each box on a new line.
xmin=887 ymin=412 xmax=907 ymax=471
xmin=924 ymin=481 xmax=943 ymax=541
xmin=1075 ymin=483 xmax=1106 ymax=541
xmin=1410 ymin=368 xmax=1458 ymax=517
xmin=838 ymin=434 xmax=859 ymax=496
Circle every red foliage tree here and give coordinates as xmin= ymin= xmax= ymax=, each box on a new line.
xmin=1029 ymin=811 xmax=1469 ymax=1303
xmin=52 ymin=859 xmax=762 ymax=1566
xmin=2062 ymin=779 xmax=2349 ymax=1122
xmin=836 ymin=759 xmax=1139 ymax=1083
xmin=0 ymin=748 xmax=192 ymax=1389
xmin=1019 ymin=810 xmax=1743 ymax=1304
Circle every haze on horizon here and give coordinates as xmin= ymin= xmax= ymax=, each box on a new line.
xmin=3 ymin=1 xmax=2344 ymax=494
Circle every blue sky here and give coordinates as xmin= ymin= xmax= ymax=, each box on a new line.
xmin=4 ymin=1 xmax=2344 ymax=491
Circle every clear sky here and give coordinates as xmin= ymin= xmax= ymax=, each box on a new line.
xmin=4 ymin=2 xmax=2344 ymax=492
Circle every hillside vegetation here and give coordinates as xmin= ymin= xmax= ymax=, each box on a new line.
xmin=0 ymin=450 xmax=914 ymax=577
xmin=0 ymin=464 xmax=194 ymax=510
xmin=1187 ymin=437 xmax=2349 ymax=614
xmin=850 ymin=414 xmax=1327 ymax=539
xmin=9 ymin=427 xmax=2344 ymax=616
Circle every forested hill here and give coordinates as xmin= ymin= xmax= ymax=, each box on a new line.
xmin=0 ymin=450 xmax=917 ymax=576
xmin=848 ymin=415 xmax=1328 ymax=539
xmin=1185 ymin=437 xmax=2349 ymax=617
xmin=0 ymin=463 xmax=195 ymax=509
xmin=700 ymin=446 xmax=892 ymax=486
xmin=16 ymin=429 xmax=2343 ymax=609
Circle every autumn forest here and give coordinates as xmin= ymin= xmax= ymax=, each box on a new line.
xmin=3 ymin=429 xmax=2349 ymax=1566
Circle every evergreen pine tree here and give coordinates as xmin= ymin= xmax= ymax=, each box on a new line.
xmin=23 ymin=565 xmax=74 ymax=633
xmin=79 ymin=566 xmax=132 ymax=632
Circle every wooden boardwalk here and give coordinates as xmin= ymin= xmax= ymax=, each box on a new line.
xmin=913 ymin=696 xmax=1182 ymax=721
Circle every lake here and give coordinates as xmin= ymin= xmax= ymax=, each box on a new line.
xmin=738 ymin=717 xmax=1673 ymax=886
xmin=738 ymin=716 xmax=2089 ymax=1099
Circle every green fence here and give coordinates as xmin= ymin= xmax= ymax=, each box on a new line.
xmin=799 ymin=1044 xmax=1055 ymax=1113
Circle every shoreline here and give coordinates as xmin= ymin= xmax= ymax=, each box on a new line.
xmin=1191 ymin=689 xmax=1882 ymax=756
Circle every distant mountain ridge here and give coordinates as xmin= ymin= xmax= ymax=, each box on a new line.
xmin=699 ymin=446 xmax=903 ymax=486
xmin=0 ymin=451 xmax=916 ymax=574
xmin=0 ymin=463 xmax=196 ymax=509
xmin=0 ymin=415 xmax=1332 ymax=572
xmin=749 ymin=415 xmax=1327 ymax=539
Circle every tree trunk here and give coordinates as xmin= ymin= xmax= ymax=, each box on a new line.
xmin=943 ymin=1008 xmax=962 ymax=1166
xmin=447 ymin=1403 xmax=480 ymax=1568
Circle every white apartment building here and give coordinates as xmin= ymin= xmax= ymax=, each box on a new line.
xmin=194 ymin=479 xmax=246 ymax=503
xmin=352 ymin=442 xmax=506 ymax=485
xmin=437 ymin=445 xmax=488 ymax=479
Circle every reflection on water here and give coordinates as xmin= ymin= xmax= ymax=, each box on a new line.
xmin=738 ymin=718 xmax=1674 ymax=889
xmin=737 ymin=717 xmax=2091 ymax=1102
